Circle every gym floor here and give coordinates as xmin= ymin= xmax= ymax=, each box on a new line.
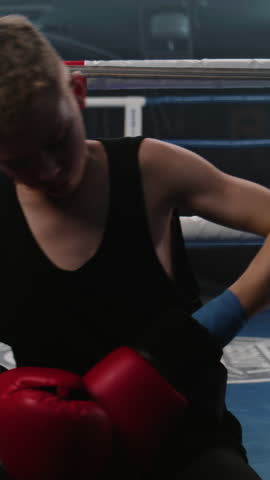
xmin=225 ymin=308 xmax=270 ymax=479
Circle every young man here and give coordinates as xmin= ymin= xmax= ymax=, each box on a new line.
xmin=0 ymin=14 xmax=268 ymax=479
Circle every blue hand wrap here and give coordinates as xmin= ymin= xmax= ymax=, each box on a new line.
xmin=193 ymin=290 xmax=248 ymax=347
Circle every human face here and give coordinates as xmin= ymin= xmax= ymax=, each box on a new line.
xmin=0 ymin=69 xmax=88 ymax=198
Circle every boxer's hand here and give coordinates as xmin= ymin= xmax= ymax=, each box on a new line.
xmin=0 ymin=367 xmax=113 ymax=480
xmin=83 ymin=347 xmax=188 ymax=474
xmin=135 ymin=308 xmax=227 ymax=421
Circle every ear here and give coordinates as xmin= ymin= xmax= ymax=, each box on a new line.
xmin=70 ymin=71 xmax=87 ymax=109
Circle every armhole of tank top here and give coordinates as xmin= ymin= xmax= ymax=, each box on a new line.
xmin=172 ymin=210 xmax=201 ymax=310
xmin=98 ymin=136 xmax=147 ymax=232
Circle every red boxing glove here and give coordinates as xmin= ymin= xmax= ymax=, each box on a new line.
xmin=0 ymin=367 xmax=113 ymax=480
xmin=84 ymin=347 xmax=188 ymax=474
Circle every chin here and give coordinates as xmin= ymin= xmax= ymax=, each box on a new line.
xmin=44 ymin=180 xmax=79 ymax=199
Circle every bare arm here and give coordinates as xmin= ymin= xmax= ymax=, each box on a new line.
xmin=229 ymin=238 xmax=270 ymax=317
xmin=141 ymin=138 xmax=270 ymax=315
xmin=141 ymin=138 xmax=270 ymax=236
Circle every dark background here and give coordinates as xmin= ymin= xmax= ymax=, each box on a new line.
xmin=2 ymin=0 xmax=270 ymax=187
xmin=1 ymin=0 xmax=269 ymax=61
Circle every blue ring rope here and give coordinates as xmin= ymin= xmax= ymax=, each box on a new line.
xmin=164 ymin=139 xmax=270 ymax=148
xmin=185 ymin=240 xmax=263 ymax=248
xmin=146 ymin=95 xmax=270 ymax=106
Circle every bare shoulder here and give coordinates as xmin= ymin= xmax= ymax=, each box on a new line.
xmin=138 ymin=137 xmax=223 ymax=207
xmin=139 ymin=137 xmax=219 ymax=174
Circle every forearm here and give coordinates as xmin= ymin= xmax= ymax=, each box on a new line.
xmin=229 ymin=233 xmax=270 ymax=317
xmin=194 ymin=234 xmax=270 ymax=347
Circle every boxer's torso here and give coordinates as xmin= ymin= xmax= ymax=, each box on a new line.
xmin=0 ymin=136 xmax=200 ymax=371
xmin=15 ymin=137 xmax=175 ymax=279
xmin=0 ymin=136 xmax=244 ymax=465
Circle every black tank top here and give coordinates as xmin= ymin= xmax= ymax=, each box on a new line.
xmin=0 ymin=136 xmax=200 ymax=374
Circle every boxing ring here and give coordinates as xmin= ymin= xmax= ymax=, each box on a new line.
xmin=3 ymin=59 xmax=270 ymax=477
xmin=68 ymin=58 xmax=270 ymax=478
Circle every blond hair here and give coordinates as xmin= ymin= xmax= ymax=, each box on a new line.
xmin=0 ymin=15 xmax=62 ymax=135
